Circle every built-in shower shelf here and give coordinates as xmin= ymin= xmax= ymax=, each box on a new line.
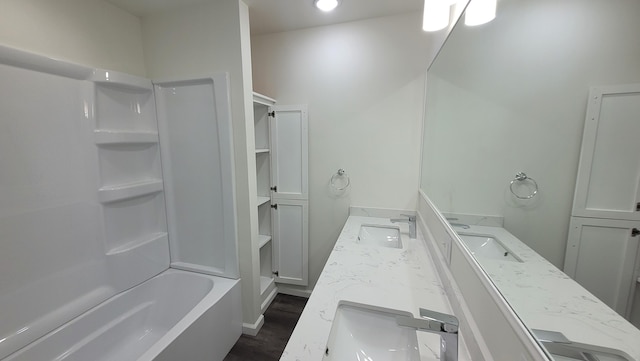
xmin=94 ymin=130 xmax=159 ymax=145
xmin=258 ymin=235 xmax=272 ymax=249
xmin=257 ymin=196 xmax=270 ymax=207
xmin=106 ymin=232 xmax=168 ymax=256
xmin=255 ymin=148 xmax=270 ymax=154
xmin=99 ymin=179 xmax=163 ymax=203
xmin=90 ymin=69 xmax=153 ymax=91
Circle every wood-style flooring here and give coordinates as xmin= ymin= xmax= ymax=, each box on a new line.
xmin=224 ymin=294 xmax=308 ymax=361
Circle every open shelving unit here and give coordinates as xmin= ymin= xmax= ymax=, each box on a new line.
xmin=253 ymin=92 xmax=277 ymax=311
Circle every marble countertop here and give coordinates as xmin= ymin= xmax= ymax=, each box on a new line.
xmin=280 ymin=216 xmax=472 ymax=361
xmin=454 ymin=224 xmax=640 ymax=361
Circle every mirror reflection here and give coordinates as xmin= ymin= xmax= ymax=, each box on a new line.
xmin=420 ymin=0 xmax=640 ymax=359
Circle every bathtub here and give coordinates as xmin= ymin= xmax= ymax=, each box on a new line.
xmin=4 ymin=269 xmax=242 ymax=361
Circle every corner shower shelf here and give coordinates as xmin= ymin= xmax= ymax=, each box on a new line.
xmin=106 ymin=232 xmax=168 ymax=256
xmin=257 ymin=196 xmax=270 ymax=207
xmin=94 ymin=130 xmax=159 ymax=145
xmin=258 ymin=235 xmax=272 ymax=249
xmin=90 ymin=69 xmax=153 ymax=91
xmin=99 ymin=179 xmax=163 ymax=203
xmin=255 ymin=148 xmax=270 ymax=154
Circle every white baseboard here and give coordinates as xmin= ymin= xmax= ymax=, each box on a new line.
xmin=241 ymin=314 xmax=264 ymax=336
xmin=277 ymin=285 xmax=312 ymax=298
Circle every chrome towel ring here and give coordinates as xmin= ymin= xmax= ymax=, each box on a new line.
xmin=330 ymin=169 xmax=350 ymax=191
xmin=510 ymin=172 xmax=538 ymax=199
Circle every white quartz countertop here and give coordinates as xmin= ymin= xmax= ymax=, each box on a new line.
xmin=280 ymin=216 xmax=472 ymax=361
xmin=455 ymin=224 xmax=640 ymax=361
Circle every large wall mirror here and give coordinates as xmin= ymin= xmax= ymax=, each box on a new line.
xmin=420 ymin=0 xmax=640 ymax=360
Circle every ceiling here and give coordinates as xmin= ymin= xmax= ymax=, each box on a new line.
xmin=105 ymin=0 xmax=424 ymax=35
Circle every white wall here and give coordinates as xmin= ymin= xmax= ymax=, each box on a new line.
xmin=252 ymin=13 xmax=433 ymax=288
xmin=141 ymin=0 xmax=263 ymax=327
xmin=421 ymin=0 xmax=640 ymax=267
xmin=0 ymin=0 xmax=146 ymax=76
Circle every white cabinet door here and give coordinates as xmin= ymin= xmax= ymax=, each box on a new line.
xmin=572 ymin=84 xmax=640 ymax=221
xmin=271 ymin=199 xmax=308 ymax=286
xmin=564 ymin=217 xmax=640 ymax=316
xmin=270 ymin=105 xmax=308 ymax=200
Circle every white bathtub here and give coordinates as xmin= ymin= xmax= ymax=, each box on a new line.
xmin=4 ymin=269 xmax=242 ymax=361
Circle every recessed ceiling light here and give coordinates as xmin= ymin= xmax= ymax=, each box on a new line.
xmin=314 ymin=0 xmax=340 ymax=12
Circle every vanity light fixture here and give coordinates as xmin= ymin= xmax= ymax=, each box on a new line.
xmin=464 ymin=0 xmax=497 ymax=26
xmin=314 ymin=0 xmax=340 ymax=12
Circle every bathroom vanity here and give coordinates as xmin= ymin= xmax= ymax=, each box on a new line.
xmin=281 ymin=202 xmax=640 ymax=361
xmin=280 ymin=209 xmax=473 ymax=361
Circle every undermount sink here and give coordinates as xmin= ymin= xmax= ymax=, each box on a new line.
xmin=322 ymin=302 xmax=420 ymax=361
xmin=458 ymin=233 xmax=522 ymax=262
xmin=358 ymin=225 xmax=402 ymax=248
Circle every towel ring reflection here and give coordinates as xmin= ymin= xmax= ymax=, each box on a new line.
xmin=330 ymin=169 xmax=350 ymax=191
xmin=510 ymin=172 xmax=538 ymax=199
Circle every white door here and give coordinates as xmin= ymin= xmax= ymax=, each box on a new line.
xmin=270 ymin=105 xmax=308 ymax=200
xmin=271 ymin=199 xmax=308 ymax=286
xmin=572 ymin=84 xmax=640 ymax=220
xmin=564 ymin=217 xmax=640 ymax=317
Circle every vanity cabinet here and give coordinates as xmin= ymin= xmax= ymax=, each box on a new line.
xmin=566 ymin=84 xmax=640 ymax=318
xmin=252 ymin=93 xmax=309 ymax=309
xmin=571 ymin=84 xmax=640 ymax=222
xmin=565 ymin=217 xmax=640 ymax=316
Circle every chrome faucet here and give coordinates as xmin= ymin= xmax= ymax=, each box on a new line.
xmin=391 ymin=214 xmax=416 ymax=239
xmin=446 ymin=217 xmax=470 ymax=229
xmin=396 ymin=308 xmax=459 ymax=361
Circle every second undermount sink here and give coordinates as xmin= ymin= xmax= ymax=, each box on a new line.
xmin=458 ymin=233 xmax=522 ymax=262
xmin=322 ymin=302 xmax=420 ymax=361
xmin=358 ymin=225 xmax=402 ymax=248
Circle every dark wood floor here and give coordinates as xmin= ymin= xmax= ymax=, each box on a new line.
xmin=224 ymin=294 xmax=308 ymax=361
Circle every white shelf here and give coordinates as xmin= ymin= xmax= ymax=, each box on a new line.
xmin=253 ymin=92 xmax=276 ymax=106
xmin=99 ymin=179 xmax=163 ymax=203
xmin=258 ymin=235 xmax=272 ymax=249
xmin=260 ymin=284 xmax=278 ymax=313
xmin=260 ymin=275 xmax=275 ymax=295
xmin=95 ymin=130 xmax=159 ymax=145
xmin=91 ymin=69 xmax=153 ymax=91
xmin=257 ymin=196 xmax=270 ymax=207
xmin=106 ymin=232 xmax=168 ymax=256
xmin=256 ymin=148 xmax=270 ymax=154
